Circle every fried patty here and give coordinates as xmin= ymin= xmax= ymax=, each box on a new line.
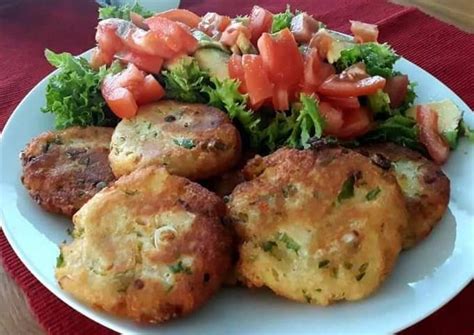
xmin=56 ymin=166 xmax=232 ymax=323
xmin=109 ymin=100 xmax=242 ymax=180
xmin=20 ymin=127 xmax=115 ymax=217
xmin=356 ymin=143 xmax=450 ymax=249
xmin=228 ymin=147 xmax=407 ymax=305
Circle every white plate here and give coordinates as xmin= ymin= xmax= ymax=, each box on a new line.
xmin=0 ymin=48 xmax=473 ymax=334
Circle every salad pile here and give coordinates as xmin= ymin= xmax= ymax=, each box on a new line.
xmin=42 ymin=3 xmax=472 ymax=164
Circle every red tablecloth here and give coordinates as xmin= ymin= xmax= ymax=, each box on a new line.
xmin=0 ymin=1 xmax=473 ymax=334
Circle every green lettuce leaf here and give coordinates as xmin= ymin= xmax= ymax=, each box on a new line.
xmin=367 ymin=89 xmax=391 ymax=116
xmin=204 ymin=77 xmax=262 ymax=148
xmin=42 ymin=49 xmax=121 ymax=129
xmin=360 ymin=114 xmax=425 ymax=152
xmin=161 ymin=57 xmax=210 ymax=103
xmin=98 ymin=2 xmax=153 ymax=20
xmin=286 ymin=94 xmax=325 ymax=149
xmin=271 ymin=5 xmax=293 ymax=33
xmin=336 ymin=43 xmax=399 ymax=78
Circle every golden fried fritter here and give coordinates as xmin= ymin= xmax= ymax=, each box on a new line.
xmin=356 ymin=143 xmax=450 ymax=249
xmin=228 ymin=148 xmax=407 ymax=306
xmin=56 ymin=166 xmax=232 ymax=323
xmin=109 ymin=100 xmax=241 ymax=180
xmin=20 ymin=127 xmax=115 ymax=217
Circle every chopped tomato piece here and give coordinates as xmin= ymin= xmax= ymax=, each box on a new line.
xmin=135 ymin=75 xmax=165 ymax=105
xmin=384 ymin=75 xmax=409 ymax=108
xmin=198 ymin=12 xmax=231 ymax=38
xmin=220 ymin=22 xmax=251 ymax=47
xmin=130 ymin=12 xmax=148 ymax=30
xmin=228 ymin=54 xmax=247 ymax=93
xmin=145 ymin=17 xmax=181 ymax=52
xmin=336 ymin=107 xmax=372 ymax=139
xmin=154 ymin=9 xmax=201 ymax=28
xmin=290 ymin=13 xmax=319 ymax=44
xmin=90 ymin=47 xmax=113 ymax=69
xmin=145 ymin=16 xmax=198 ymax=54
xmin=96 ymin=20 xmax=124 ymax=56
xmin=319 ymin=102 xmax=344 ymax=135
xmin=115 ymin=50 xmax=163 ymax=74
xmin=303 ymin=48 xmax=320 ymax=87
xmin=257 ymin=28 xmax=304 ymax=88
xmin=322 ymin=96 xmax=360 ymax=109
xmin=272 ymin=86 xmax=290 ymax=111
xmin=416 ymin=105 xmax=450 ymax=164
xmin=301 ymin=48 xmax=336 ymax=92
xmin=102 ymin=64 xmax=165 ymax=119
xmin=318 ymin=67 xmax=386 ymax=97
xmin=242 ymin=55 xmax=274 ymax=108
xmin=249 ymin=6 xmax=273 ymax=45
xmin=175 ymin=24 xmax=199 ymax=54
xmin=99 ymin=19 xmax=176 ymax=59
xmin=309 ymin=29 xmax=334 ymax=60
xmin=128 ymin=29 xmax=177 ymax=58
xmin=340 ymin=62 xmax=369 ymax=80
xmin=103 ymin=87 xmax=138 ymax=119
xmin=350 ymin=20 xmax=379 ymax=43
xmin=105 ymin=63 xmax=145 ymax=95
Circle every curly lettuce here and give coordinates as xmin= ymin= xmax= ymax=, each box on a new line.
xmin=204 ymin=77 xmax=262 ymax=148
xmin=360 ymin=114 xmax=425 ymax=152
xmin=161 ymin=57 xmax=210 ymax=103
xmin=285 ymin=94 xmax=325 ymax=149
xmin=271 ymin=5 xmax=294 ymax=33
xmin=98 ymin=1 xmax=153 ymax=20
xmin=42 ymin=49 xmax=121 ymax=129
xmin=336 ymin=43 xmax=399 ymax=78
xmin=367 ymin=89 xmax=391 ymax=116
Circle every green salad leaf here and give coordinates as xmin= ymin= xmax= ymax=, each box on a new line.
xmin=253 ymin=94 xmax=324 ymax=152
xmin=204 ymin=78 xmax=262 ymax=147
xmin=336 ymin=43 xmax=399 ymax=78
xmin=42 ymin=49 xmax=121 ymax=129
xmin=161 ymin=57 xmax=210 ymax=103
xmin=360 ymin=114 xmax=425 ymax=153
xmin=367 ymin=89 xmax=391 ymax=116
xmin=259 ymin=112 xmax=294 ymax=152
xmin=98 ymin=1 xmax=153 ymax=20
xmin=286 ymin=94 xmax=325 ymax=149
xmin=271 ymin=5 xmax=293 ymax=33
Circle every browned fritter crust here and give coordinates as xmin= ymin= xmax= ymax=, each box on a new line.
xmin=109 ymin=100 xmax=242 ymax=180
xmin=229 ymin=148 xmax=407 ymax=305
xmin=356 ymin=143 xmax=450 ymax=249
xmin=20 ymin=127 xmax=115 ymax=217
xmin=56 ymin=166 xmax=233 ymax=323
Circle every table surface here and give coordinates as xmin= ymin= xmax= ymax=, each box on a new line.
xmin=0 ymin=1 xmax=473 ymax=334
